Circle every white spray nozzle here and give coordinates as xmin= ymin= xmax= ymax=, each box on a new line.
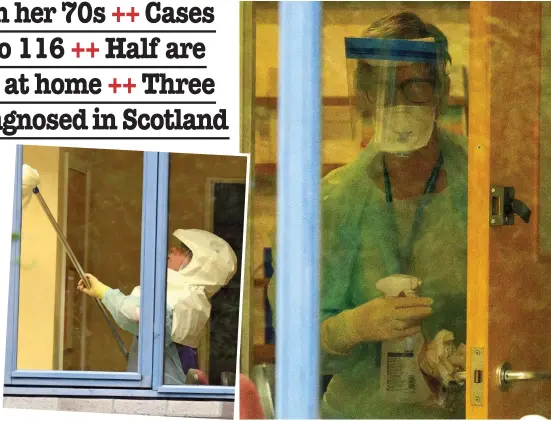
xmin=376 ymin=274 xmax=421 ymax=297
xmin=22 ymin=164 xmax=40 ymax=208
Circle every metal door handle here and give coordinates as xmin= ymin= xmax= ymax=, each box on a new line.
xmin=455 ymin=364 xmax=551 ymax=387
xmin=497 ymin=362 xmax=551 ymax=390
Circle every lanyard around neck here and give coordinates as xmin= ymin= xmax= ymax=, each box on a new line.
xmin=383 ymin=151 xmax=444 ymax=203
xmin=382 ymin=151 xmax=444 ymax=273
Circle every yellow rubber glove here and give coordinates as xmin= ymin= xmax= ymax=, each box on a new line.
xmin=77 ymin=273 xmax=111 ymax=300
xmin=321 ymin=296 xmax=433 ymax=355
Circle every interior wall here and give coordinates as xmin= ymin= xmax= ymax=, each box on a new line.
xmin=168 ymin=154 xmax=248 ymax=234
xmin=17 ymin=145 xmax=62 ymax=370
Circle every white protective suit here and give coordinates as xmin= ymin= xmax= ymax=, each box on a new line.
xmin=129 ymin=228 xmax=238 ymax=348
xmin=102 ymin=229 xmax=237 ymax=384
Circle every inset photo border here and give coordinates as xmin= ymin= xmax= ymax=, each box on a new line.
xmin=2 ymin=143 xmax=250 ymax=420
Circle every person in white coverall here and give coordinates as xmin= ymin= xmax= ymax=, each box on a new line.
xmin=78 ymin=229 xmax=238 ymax=385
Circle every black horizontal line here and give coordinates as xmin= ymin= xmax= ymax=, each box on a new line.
xmin=0 ymin=30 xmax=216 ymax=33
xmin=0 ymin=102 xmax=216 ymax=105
xmin=0 ymin=66 xmax=207 ymax=69
xmin=8 ymin=137 xmax=231 ymax=140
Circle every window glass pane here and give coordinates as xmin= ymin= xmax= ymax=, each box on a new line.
xmin=18 ymin=145 xmax=143 ymax=372
xmin=163 ymin=152 xmax=247 ymax=386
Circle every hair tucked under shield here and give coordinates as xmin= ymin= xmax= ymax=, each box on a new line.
xmin=363 ymin=12 xmax=452 ymax=67
xmin=357 ymin=12 xmax=452 ymax=115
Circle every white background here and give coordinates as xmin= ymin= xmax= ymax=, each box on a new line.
xmin=0 ymin=0 xmax=239 ymax=145
xmin=0 ymin=0 xmax=241 ymax=420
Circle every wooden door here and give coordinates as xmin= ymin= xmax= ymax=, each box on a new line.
xmin=468 ymin=2 xmax=551 ymax=418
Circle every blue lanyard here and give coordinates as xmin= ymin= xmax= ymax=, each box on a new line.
xmin=383 ymin=151 xmax=444 ymax=273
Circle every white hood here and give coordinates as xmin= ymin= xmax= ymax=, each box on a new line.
xmin=172 ymin=228 xmax=238 ymax=298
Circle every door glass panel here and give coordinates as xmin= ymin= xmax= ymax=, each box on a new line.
xmin=319 ymin=3 xmax=469 ymax=418
xmin=245 ymin=1 xmax=469 ymax=418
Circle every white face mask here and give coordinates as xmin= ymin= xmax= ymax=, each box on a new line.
xmin=371 ymin=105 xmax=436 ymax=154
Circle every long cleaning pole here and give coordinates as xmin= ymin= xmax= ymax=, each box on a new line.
xmin=32 ymin=187 xmax=129 ymax=361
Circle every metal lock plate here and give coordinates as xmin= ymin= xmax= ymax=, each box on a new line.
xmin=490 ymin=185 xmax=531 ymax=226
xmin=490 ymin=186 xmax=515 ymax=226
xmin=470 ymin=347 xmax=484 ymax=406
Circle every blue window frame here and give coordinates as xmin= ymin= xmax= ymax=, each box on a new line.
xmin=152 ymin=152 xmax=235 ymax=398
xmin=4 ymin=145 xmax=235 ymax=400
xmin=276 ymin=2 xmax=322 ymax=419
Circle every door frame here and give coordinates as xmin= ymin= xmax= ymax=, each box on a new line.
xmin=467 ymin=2 xmax=491 ymax=418
xmin=57 ymin=152 xmax=92 ymax=371
xmin=239 ymin=0 xmax=256 ymax=378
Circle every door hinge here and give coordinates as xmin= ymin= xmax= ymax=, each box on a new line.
xmin=470 ymin=347 xmax=484 ymax=406
xmin=490 ymin=185 xmax=531 ymax=226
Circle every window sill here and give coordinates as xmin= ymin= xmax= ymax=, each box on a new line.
xmin=3 ymin=385 xmax=235 ymax=401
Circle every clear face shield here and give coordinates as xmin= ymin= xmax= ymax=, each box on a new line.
xmin=345 ymin=37 xmax=448 ymax=156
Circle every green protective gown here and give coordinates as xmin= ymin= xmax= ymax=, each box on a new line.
xmin=320 ymin=128 xmax=467 ymax=419
xmin=268 ymin=128 xmax=467 ymax=419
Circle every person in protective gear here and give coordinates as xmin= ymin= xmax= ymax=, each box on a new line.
xmin=268 ymin=12 xmax=467 ymax=419
xmin=78 ymin=229 xmax=238 ymax=385
xmin=321 ymin=12 xmax=467 ymax=418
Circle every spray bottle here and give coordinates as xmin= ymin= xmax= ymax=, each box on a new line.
xmin=376 ymin=274 xmax=432 ymax=404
